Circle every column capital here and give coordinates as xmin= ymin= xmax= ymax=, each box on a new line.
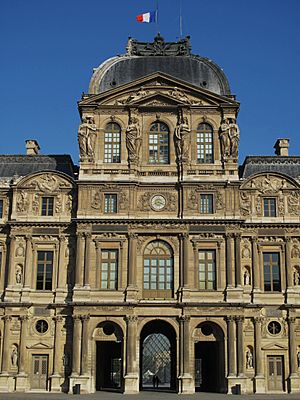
xmin=73 ymin=315 xmax=81 ymax=321
xmin=234 ymin=233 xmax=242 ymax=240
xmin=235 ymin=316 xmax=245 ymax=323
xmin=85 ymin=232 xmax=92 ymax=239
xmin=225 ymin=316 xmax=235 ymax=323
xmin=251 ymin=236 xmax=258 ymax=244
xmin=81 ymin=314 xmax=90 ymax=321
xmin=128 ymin=232 xmax=138 ymax=240
xmin=125 ymin=315 xmax=138 ymax=323
xmin=285 ymin=236 xmax=292 ymax=243
xmin=25 ymin=234 xmax=32 ymax=242
xmin=59 ymin=235 xmax=66 ymax=242
xmin=53 ymin=315 xmax=64 ymax=323
xmin=253 ymin=316 xmax=264 ymax=324
xmin=19 ymin=315 xmax=29 ymax=322
xmin=3 ymin=315 xmax=12 ymax=322
xmin=77 ymin=232 xmax=85 ymax=239
xmin=9 ymin=234 xmax=16 ymax=241
xmin=287 ymin=316 xmax=296 ymax=324
xmin=225 ymin=232 xmax=234 ymax=239
xmin=180 ymin=232 xmax=189 ymax=240
xmin=178 ymin=315 xmax=191 ymax=323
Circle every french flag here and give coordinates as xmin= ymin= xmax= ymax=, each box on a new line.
xmin=136 ymin=11 xmax=156 ymax=23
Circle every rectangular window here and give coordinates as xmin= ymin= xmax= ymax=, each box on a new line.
xmin=104 ymin=132 xmax=121 ymax=163
xmin=104 ymin=194 xmax=117 ymax=213
xmin=0 ymin=199 xmax=3 ymax=218
xmin=263 ymin=252 xmax=281 ymax=292
xmin=200 ymin=194 xmax=213 ymax=214
xmin=264 ymin=198 xmax=276 ymax=217
xmin=197 ymin=132 xmax=213 ymax=163
xmin=41 ymin=197 xmax=54 ymax=216
xmin=36 ymin=251 xmax=53 ymax=290
xmin=100 ymin=250 xmax=118 ymax=289
xmin=198 ymin=250 xmax=216 ymax=290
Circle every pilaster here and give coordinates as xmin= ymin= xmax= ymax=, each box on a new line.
xmin=124 ymin=315 xmax=139 ymax=393
xmin=178 ymin=315 xmax=194 ymax=394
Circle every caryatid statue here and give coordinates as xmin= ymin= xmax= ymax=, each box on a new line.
xmin=78 ymin=116 xmax=97 ymax=161
xmin=126 ymin=116 xmax=141 ymax=164
xmin=220 ymin=118 xmax=240 ymax=160
xmin=174 ymin=111 xmax=190 ymax=163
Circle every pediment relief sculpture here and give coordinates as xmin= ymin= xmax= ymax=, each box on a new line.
xmin=23 ymin=174 xmax=71 ymax=192
xmin=243 ymin=175 xmax=294 ymax=193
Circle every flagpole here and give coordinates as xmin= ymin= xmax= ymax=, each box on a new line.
xmin=156 ymin=0 xmax=159 ymax=34
xmin=179 ymin=0 xmax=183 ymax=38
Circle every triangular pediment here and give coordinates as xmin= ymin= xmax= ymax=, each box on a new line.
xmin=79 ymin=72 xmax=239 ymax=108
xmin=26 ymin=342 xmax=53 ymax=349
xmin=261 ymin=343 xmax=287 ymax=350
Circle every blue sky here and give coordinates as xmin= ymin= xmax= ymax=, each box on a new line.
xmin=1 ymin=0 xmax=300 ymax=164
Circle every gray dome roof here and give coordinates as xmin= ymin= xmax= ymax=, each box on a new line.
xmin=89 ymin=35 xmax=231 ymax=96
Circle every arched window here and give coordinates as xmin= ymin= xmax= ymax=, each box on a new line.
xmin=104 ymin=123 xmax=121 ymax=163
xmin=196 ymin=123 xmax=214 ymax=163
xmin=143 ymin=241 xmax=173 ymax=297
xmin=149 ymin=122 xmax=169 ymax=164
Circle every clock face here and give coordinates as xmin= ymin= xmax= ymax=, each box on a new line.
xmin=151 ymin=195 xmax=166 ymax=211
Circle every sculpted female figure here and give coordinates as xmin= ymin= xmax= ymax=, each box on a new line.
xmin=126 ymin=116 xmax=141 ymax=164
xmin=175 ymin=114 xmax=190 ymax=162
xmin=220 ymin=118 xmax=231 ymax=160
xmin=78 ymin=116 xmax=97 ymax=161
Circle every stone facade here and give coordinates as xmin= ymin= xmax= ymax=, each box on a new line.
xmin=0 ymin=35 xmax=300 ymax=394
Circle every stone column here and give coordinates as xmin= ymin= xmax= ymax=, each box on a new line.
xmin=57 ymin=236 xmax=66 ymax=289
xmin=235 ymin=234 xmax=242 ymax=287
xmin=84 ymin=234 xmax=91 ymax=287
xmin=124 ymin=315 xmax=138 ymax=393
xmin=71 ymin=316 xmax=82 ymax=376
xmin=127 ymin=233 xmax=137 ymax=287
xmin=24 ymin=235 xmax=32 ymax=288
xmin=81 ymin=315 xmax=90 ymax=375
xmin=226 ymin=316 xmax=236 ymax=376
xmin=126 ymin=233 xmax=138 ymax=301
xmin=1 ymin=316 xmax=12 ymax=374
xmin=53 ymin=316 xmax=64 ymax=375
xmin=7 ymin=236 xmax=16 ymax=287
xmin=226 ymin=234 xmax=234 ymax=287
xmin=18 ymin=316 xmax=29 ymax=374
xmin=236 ymin=316 xmax=245 ymax=376
xmin=288 ymin=317 xmax=297 ymax=375
xmin=183 ymin=234 xmax=190 ymax=288
xmin=251 ymin=238 xmax=260 ymax=291
xmin=75 ymin=233 xmax=85 ymax=287
xmin=179 ymin=315 xmax=193 ymax=393
xmin=254 ymin=317 xmax=263 ymax=376
xmin=285 ymin=238 xmax=293 ymax=289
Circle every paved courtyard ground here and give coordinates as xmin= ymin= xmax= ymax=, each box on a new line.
xmin=0 ymin=392 xmax=300 ymax=400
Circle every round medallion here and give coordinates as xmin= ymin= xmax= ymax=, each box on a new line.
xmin=151 ymin=195 xmax=166 ymax=211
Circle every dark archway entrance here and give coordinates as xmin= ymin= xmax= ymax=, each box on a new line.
xmin=140 ymin=320 xmax=177 ymax=392
xmin=96 ymin=322 xmax=123 ymax=392
xmin=194 ymin=322 xmax=225 ymax=393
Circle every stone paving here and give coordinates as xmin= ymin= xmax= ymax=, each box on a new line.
xmin=0 ymin=392 xmax=300 ymax=400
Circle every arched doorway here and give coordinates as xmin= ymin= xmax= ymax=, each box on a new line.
xmin=95 ymin=321 xmax=123 ymax=392
xmin=140 ymin=320 xmax=177 ymax=392
xmin=194 ymin=322 xmax=225 ymax=393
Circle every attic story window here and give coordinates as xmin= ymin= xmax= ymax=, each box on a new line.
xmin=197 ymin=123 xmax=214 ymax=163
xmin=104 ymin=123 xmax=121 ymax=163
xmin=41 ymin=197 xmax=54 ymax=216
